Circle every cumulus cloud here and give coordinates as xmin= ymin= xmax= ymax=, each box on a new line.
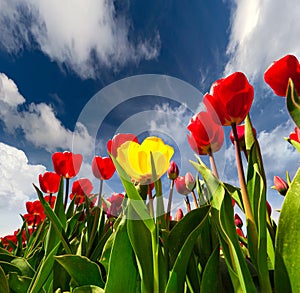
xmin=0 ymin=142 xmax=46 ymax=235
xmin=0 ymin=73 xmax=93 ymax=154
xmin=0 ymin=0 xmax=160 ymax=79
xmin=225 ymin=0 xmax=300 ymax=80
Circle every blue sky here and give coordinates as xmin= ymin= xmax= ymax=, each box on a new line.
xmin=0 ymin=0 xmax=299 ymax=235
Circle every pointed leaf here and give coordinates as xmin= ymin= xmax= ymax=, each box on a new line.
xmin=55 ymin=255 xmax=104 ymax=288
xmin=275 ymin=167 xmax=300 ymax=292
xmin=0 ymin=265 xmax=9 ymax=293
xmin=104 ymin=217 xmax=139 ymax=293
xmin=286 ymin=79 xmax=300 ymax=128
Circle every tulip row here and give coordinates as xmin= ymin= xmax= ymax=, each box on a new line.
xmin=0 ymin=54 xmax=300 ymax=293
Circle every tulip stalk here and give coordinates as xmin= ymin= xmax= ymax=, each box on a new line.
xmin=231 ymin=123 xmax=258 ymax=254
xmin=148 ymin=184 xmax=154 ymax=219
xmin=97 ymin=179 xmax=104 ymax=208
xmin=166 ymin=180 xmax=174 ymax=230
xmin=208 ymin=149 xmax=219 ymax=178
xmin=64 ymin=178 xmax=70 ymax=210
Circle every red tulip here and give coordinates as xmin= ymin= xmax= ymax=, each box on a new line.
xmin=187 ymin=111 xmax=224 ymax=155
xmin=23 ymin=200 xmax=46 ymax=226
xmin=45 ymin=195 xmax=56 ymax=208
xmin=175 ymin=208 xmax=184 ymax=221
xmin=167 ymin=161 xmax=179 ymax=180
xmin=52 ymin=151 xmax=82 ymax=179
xmin=266 ymin=200 xmax=272 ymax=216
xmin=70 ymin=178 xmax=94 ymax=205
xmin=264 ymin=54 xmax=300 ymax=97
xmin=203 ymin=72 xmax=254 ymax=126
xmin=39 ymin=172 xmax=60 ymax=194
xmin=92 ymin=156 xmax=116 ymax=180
xmin=273 ymin=176 xmax=289 ymax=196
xmin=289 ymin=127 xmax=300 ymax=143
xmin=107 ymin=133 xmax=139 ymax=157
xmin=229 ymin=124 xmax=257 ymax=150
xmin=103 ymin=193 xmax=124 ymax=218
xmin=175 ymin=176 xmax=190 ymax=195
xmin=234 ymin=214 xmax=243 ymax=228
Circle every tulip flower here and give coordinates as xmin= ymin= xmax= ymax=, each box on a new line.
xmin=266 ymin=200 xmax=272 ymax=216
xmin=116 ymin=136 xmax=174 ymax=184
xmin=52 ymin=151 xmax=83 ymax=209
xmin=273 ymin=176 xmax=289 ymax=196
xmin=92 ymin=156 xmax=116 ymax=180
xmin=289 ymin=127 xmax=300 ymax=143
xmin=103 ymin=193 xmax=124 ymax=218
xmin=187 ymin=111 xmax=224 ymax=155
xmin=39 ymin=172 xmax=60 ymax=194
xmin=203 ymin=72 xmax=254 ymax=126
xmin=52 ymin=151 xmax=82 ymax=179
xmin=264 ymin=54 xmax=300 ymax=97
xmin=70 ymin=178 xmax=94 ymax=205
xmin=23 ymin=200 xmax=46 ymax=230
xmin=107 ymin=133 xmax=139 ymax=157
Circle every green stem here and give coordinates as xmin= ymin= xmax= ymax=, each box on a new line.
xmin=166 ymin=180 xmax=174 ymax=230
xmin=148 ymin=185 xmax=154 ymax=219
xmin=231 ymin=123 xmax=258 ymax=255
xmin=64 ymin=178 xmax=70 ymax=210
xmin=208 ymin=149 xmax=219 ymax=178
xmin=151 ymin=228 xmax=159 ymax=293
xmin=97 ymin=179 xmax=103 ymax=208
xmin=191 ymin=190 xmax=199 ymax=208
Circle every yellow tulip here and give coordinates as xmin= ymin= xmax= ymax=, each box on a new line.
xmin=116 ymin=136 xmax=174 ymax=184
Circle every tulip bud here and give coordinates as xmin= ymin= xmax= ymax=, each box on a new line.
xmin=236 ymin=227 xmax=245 ymax=238
xmin=185 ymin=172 xmax=196 ymax=191
xmin=175 ymin=176 xmax=190 ymax=195
xmin=167 ymin=161 xmax=179 ymax=180
xmin=175 ymin=208 xmax=184 ymax=221
xmin=273 ymin=176 xmax=288 ymax=196
xmin=234 ymin=214 xmax=243 ymax=228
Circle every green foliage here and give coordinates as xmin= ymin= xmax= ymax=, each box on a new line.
xmin=275 ymin=168 xmax=300 ymax=292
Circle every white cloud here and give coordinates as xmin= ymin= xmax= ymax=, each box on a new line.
xmin=225 ymin=0 xmax=300 ymax=80
xmin=0 ymin=73 xmax=93 ymax=154
xmin=0 ymin=142 xmax=46 ymax=235
xmin=0 ymin=0 xmax=160 ymax=79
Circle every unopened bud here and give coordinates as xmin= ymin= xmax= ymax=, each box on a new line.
xmin=167 ymin=161 xmax=179 ymax=180
xmin=185 ymin=172 xmax=196 ymax=191
xmin=273 ymin=176 xmax=288 ymax=196
xmin=175 ymin=208 xmax=184 ymax=221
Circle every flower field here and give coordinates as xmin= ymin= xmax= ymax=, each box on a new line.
xmin=0 ymin=54 xmax=300 ymax=292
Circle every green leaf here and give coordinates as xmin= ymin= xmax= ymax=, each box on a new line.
xmin=0 ymin=261 xmax=22 ymax=275
xmin=126 ymin=203 xmax=153 ymax=293
xmin=111 ymin=156 xmax=155 ymax=233
xmin=200 ymin=245 xmax=221 ymax=293
xmin=191 ymin=158 xmax=257 ymax=293
xmin=28 ymin=242 xmax=60 ymax=293
xmin=286 ymin=137 xmax=300 ymax=153
xmin=245 ymin=116 xmax=272 ymax=292
xmin=105 ymin=217 xmax=139 ymax=293
xmin=34 ymin=184 xmax=72 ymax=254
xmin=73 ymin=285 xmax=105 ymax=293
xmin=55 ymin=255 xmax=104 ymax=288
xmin=11 ymin=257 xmax=35 ymax=278
xmin=167 ymin=206 xmax=210 ymax=267
xmin=275 ymin=167 xmax=300 ymax=292
xmin=165 ymin=206 xmax=210 ymax=293
xmin=0 ymin=265 xmax=9 ymax=293
xmin=286 ymin=79 xmax=300 ymax=128
xmin=8 ymin=272 xmax=32 ymax=293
